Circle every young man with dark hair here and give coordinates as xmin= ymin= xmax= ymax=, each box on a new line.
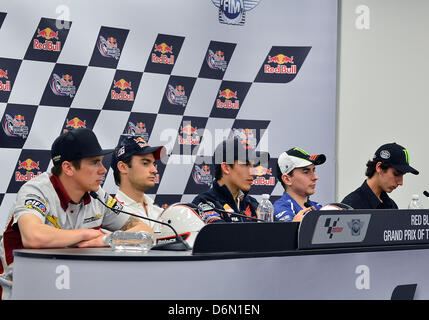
xmin=342 ymin=142 xmax=419 ymax=209
xmin=274 ymin=147 xmax=326 ymax=222
xmin=0 ymin=128 xmax=151 ymax=300
xmin=110 ymin=135 xmax=166 ymax=229
xmin=192 ymin=137 xmax=265 ymax=223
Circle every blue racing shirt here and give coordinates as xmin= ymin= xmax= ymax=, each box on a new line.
xmin=273 ymin=192 xmax=322 ymax=222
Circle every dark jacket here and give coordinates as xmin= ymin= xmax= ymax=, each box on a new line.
xmin=192 ymin=181 xmax=259 ymax=223
xmin=342 ymin=180 xmax=398 ymax=209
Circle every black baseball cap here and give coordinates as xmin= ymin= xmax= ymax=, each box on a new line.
xmin=373 ymin=142 xmax=419 ymax=175
xmin=111 ymin=135 xmax=166 ymax=170
xmin=213 ymin=137 xmax=269 ymax=166
xmin=51 ymin=128 xmax=113 ymax=166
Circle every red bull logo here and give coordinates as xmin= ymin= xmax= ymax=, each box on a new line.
xmin=64 ymin=117 xmax=86 ymax=132
xmin=37 ymin=27 xmax=59 ymax=40
xmin=106 ymin=37 xmax=117 ymax=48
xmin=265 ymin=54 xmax=296 ymax=74
xmin=113 ymin=79 xmax=132 ymax=90
xmin=134 ymin=136 xmax=148 ymax=147
xmin=16 ymin=158 xmax=42 ymax=181
xmin=180 ymin=124 xmax=197 ymax=136
xmin=192 ymin=164 xmax=212 ymax=186
xmin=60 ymin=74 xmax=73 ymax=86
xmin=233 ymin=128 xmax=256 ymax=150
xmin=0 ymin=69 xmax=10 ymax=91
xmin=13 ymin=115 xmax=25 ymax=126
xmin=215 ymin=51 xmax=224 ymax=60
xmin=251 ymin=166 xmax=275 ymax=186
xmin=33 ymin=27 xmax=61 ymax=52
xmin=152 ymin=42 xmax=175 ymax=65
xmin=18 ymin=158 xmax=40 ymax=171
xmin=178 ymin=124 xmax=200 ymax=145
xmin=0 ymin=69 xmax=8 ymax=79
xmin=154 ymin=43 xmax=173 ymax=54
xmin=111 ymin=78 xmax=134 ymax=101
xmin=217 ymin=89 xmax=239 ymax=110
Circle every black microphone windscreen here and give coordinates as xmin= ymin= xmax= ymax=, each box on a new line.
xmin=424 ymin=191 xmax=429 ymax=198
xmin=304 ymin=202 xmax=311 ymax=208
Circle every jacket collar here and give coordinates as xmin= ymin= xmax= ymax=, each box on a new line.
xmin=49 ymin=174 xmax=91 ymax=211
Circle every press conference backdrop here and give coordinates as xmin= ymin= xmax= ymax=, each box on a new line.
xmin=0 ymin=0 xmax=338 ymax=231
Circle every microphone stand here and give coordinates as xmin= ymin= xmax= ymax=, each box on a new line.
xmin=89 ymin=191 xmax=191 ymax=251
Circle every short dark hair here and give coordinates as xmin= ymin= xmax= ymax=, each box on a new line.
xmin=365 ymin=160 xmax=390 ymax=178
xmin=51 ymin=159 xmax=82 ymax=176
xmin=113 ymin=156 xmax=133 ymax=186
xmin=276 ymin=162 xmax=293 ymax=190
xmin=214 ymin=162 xmax=235 ymax=181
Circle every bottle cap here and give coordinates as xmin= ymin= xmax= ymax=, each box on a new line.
xmin=262 ymin=194 xmax=270 ymax=200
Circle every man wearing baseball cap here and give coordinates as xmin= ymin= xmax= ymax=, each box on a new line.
xmin=111 ymin=135 xmax=166 ymax=230
xmin=192 ymin=137 xmax=266 ymax=223
xmin=0 ymin=128 xmax=151 ymax=300
xmin=342 ymin=142 xmax=419 ymax=209
xmin=274 ymin=147 xmax=326 ymax=222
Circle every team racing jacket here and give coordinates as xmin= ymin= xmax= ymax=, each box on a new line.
xmin=192 ymin=180 xmax=259 ymax=223
xmin=273 ymin=191 xmax=322 ymax=222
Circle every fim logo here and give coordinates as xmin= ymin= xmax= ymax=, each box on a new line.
xmin=50 ymin=74 xmax=76 ymax=98
xmin=16 ymin=158 xmax=42 ymax=182
xmin=211 ymin=0 xmax=261 ymax=26
xmin=97 ymin=36 xmax=121 ymax=60
xmin=347 ymin=219 xmax=365 ymax=236
xmin=192 ymin=165 xmax=213 ymax=186
xmin=64 ymin=117 xmax=86 ymax=132
xmin=111 ymin=79 xmax=134 ymax=101
xmin=166 ymin=85 xmax=188 ymax=107
xmin=0 ymin=69 xmax=11 ymax=91
xmin=34 ymin=27 xmax=61 ymax=52
xmin=265 ymin=54 xmax=296 ymax=74
xmin=207 ymin=50 xmax=228 ymax=71
xmin=2 ymin=114 xmax=29 ymax=138
xmin=152 ymin=42 xmax=174 ymax=65
xmin=324 ymin=217 xmax=343 ymax=239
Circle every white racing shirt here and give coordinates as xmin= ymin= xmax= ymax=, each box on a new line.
xmin=114 ymin=189 xmax=163 ymax=232
xmin=0 ymin=172 xmax=130 ymax=300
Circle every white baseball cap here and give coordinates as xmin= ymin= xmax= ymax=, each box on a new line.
xmin=278 ymin=147 xmax=326 ymax=175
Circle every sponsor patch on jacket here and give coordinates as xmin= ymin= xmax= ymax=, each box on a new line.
xmin=105 ymin=194 xmax=123 ymax=214
xmin=202 ymin=210 xmax=221 ymax=224
xmin=24 ymin=198 xmax=48 ymax=216
xmin=84 ymin=214 xmax=102 ymax=224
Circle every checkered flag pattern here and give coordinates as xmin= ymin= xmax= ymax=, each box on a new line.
xmin=0 ymin=1 xmax=338 ymax=230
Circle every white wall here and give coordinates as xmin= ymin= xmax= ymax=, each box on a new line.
xmin=337 ymin=0 xmax=429 ymax=208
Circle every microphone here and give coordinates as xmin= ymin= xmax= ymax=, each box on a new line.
xmin=89 ymin=191 xmax=191 ymax=251
xmin=303 ymin=201 xmax=318 ymax=216
xmin=197 ymin=196 xmax=266 ymax=222
xmin=423 ymin=191 xmax=429 ymax=198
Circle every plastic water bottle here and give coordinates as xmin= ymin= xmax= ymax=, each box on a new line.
xmin=103 ymin=231 xmax=154 ymax=252
xmin=257 ymin=194 xmax=274 ymax=222
xmin=408 ymin=194 xmax=424 ymax=209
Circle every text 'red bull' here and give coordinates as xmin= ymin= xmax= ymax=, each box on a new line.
xmin=152 ymin=43 xmax=175 ymax=65
xmin=33 ymin=28 xmax=61 ymax=52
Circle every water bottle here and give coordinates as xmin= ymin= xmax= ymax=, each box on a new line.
xmin=257 ymin=194 xmax=274 ymax=222
xmin=103 ymin=230 xmax=154 ymax=252
xmin=408 ymin=194 xmax=424 ymax=209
